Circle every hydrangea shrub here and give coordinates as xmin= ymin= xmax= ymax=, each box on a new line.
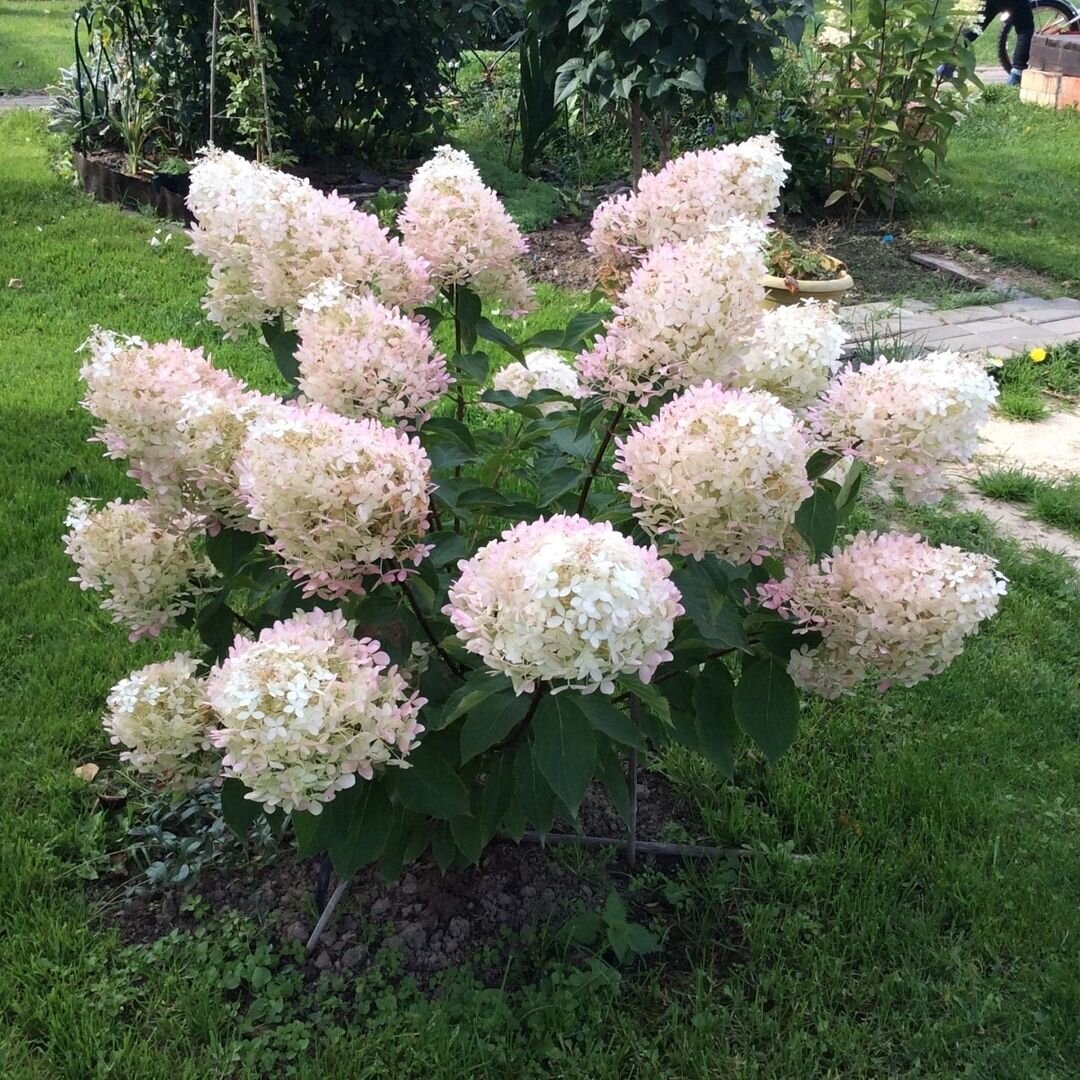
xmin=67 ymin=135 xmax=1006 ymax=881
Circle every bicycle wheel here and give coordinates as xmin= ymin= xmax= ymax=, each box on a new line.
xmin=998 ymin=0 xmax=1078 ymax=74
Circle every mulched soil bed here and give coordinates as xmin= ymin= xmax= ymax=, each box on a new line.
xmin=524 ymin=217 xmax=599 ymax=292
xmin=102 ymin=767 xmax=717 ymax=986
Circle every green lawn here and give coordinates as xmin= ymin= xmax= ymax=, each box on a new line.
xmin=0 ymin=2 xmax=75 ymax=93
xmin=911 ymin=95 xmax=1080 ymax=284
xmin=2 ymin=109 xmax=1080 ymax=1077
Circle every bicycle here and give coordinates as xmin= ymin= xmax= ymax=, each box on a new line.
xmin=992 ymin=0 xmax=1080 ymax=76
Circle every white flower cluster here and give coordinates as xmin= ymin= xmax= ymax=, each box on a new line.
xmin=758 ymin=531 xmax=1007 ymax=698
xmin=576 ymin=220 xmax=767 ymax=406
xmin=587 ymin=133 xmax=788 ymax=266
xmin=444 ymin=515 xmax=684 ymax=695
xmin=205 ymin=609 xmax=424 ymax=814
xmin=294 ymin=278 xmax=451 ymax=426
xmin=616 ymin=384 xmax=815 ymax=563
xmin=187 ymin=148 xmax=432 ymax=335
xmin=730 ymin=301 xmax=847 ymax=407
xmin=400 ymin=146 xmax=534 ymax=314
xmin=812 ymin=351 xmax=999 ymax=502
xmin=491 ymin=349 xmax=583 ymax=414
xmin=236 ymin=402 xmax=433 ymax=598
xmin=63 ymin=498 xmax=215 ymax=641
xmin=103 ymin=654 xmax=208 ymax=785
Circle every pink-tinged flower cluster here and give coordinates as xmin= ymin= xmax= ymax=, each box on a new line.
xmin=576 ymin=220 xmax=767 ymax=406
xmin=294 ymin=279 xmax=451 ymax=426
xmin=491 ymin=349 xmax=583 ymax=414
xmin=615 ymin=384 xmax=815 ymax=564
xmin=399 ymin=146 xmax=534 ymax=314
xmin=63 ymin=498 xmax=215 ymax=641
xmin=236 ymin=402 xmax=433 ymax=599
xmin=812 ymin=351 xmax=998 ymax=503
xmin=587 ymin=134 xmax=788 ymax=267
xmin=187 ymin=148 xmax=432 ymax=335
xmin=78 ymin=328 xmax=284 ymax=527
xmin=757 ymin=531 xmax=1007 ymax=698
xmin=103 ymin=654 xmax=209 ymax=786
xmin=729 ymin=301 xmax=847 ymax=407
xmin=205 ymin=609 xmax=425 ymax=814
xmin=444 ymin=515 xmax=683 ymax=695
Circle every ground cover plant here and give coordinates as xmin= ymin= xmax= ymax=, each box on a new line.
xmin=3 ymin=105 xmax=1080 ymax=1079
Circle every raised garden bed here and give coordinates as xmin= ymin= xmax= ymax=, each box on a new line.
xmin=73 ymin=150 xmax=192 ymax=223
xmin=1021 ymin=32 xmax=1080 ymax=109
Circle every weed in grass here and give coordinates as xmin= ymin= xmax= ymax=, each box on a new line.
xmin=973 ymin=467 xmax=1042 ymax=502
xmin=1031 ymin=477 xmax=1080 ymax=536
xmin=996 ymin=385 xmax=1049 ymax=421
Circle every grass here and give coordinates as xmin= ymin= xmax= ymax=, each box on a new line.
xmin=975 ymin=468 xmax=1080 ymax=536
xmin=911 ymin=95 xmax=1080 ymax=284
xmin=3 ymin=109 xmax=1080 ymax=1076
xmin=0 ymin=1 xmax=75 ymax=93
xmin=991 ymin=343 xmax=1080 ymax=420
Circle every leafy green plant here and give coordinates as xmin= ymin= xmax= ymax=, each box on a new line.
xmin=553 ymin=0 xmax=813 ymax=183
xmin=562 ymin=891 xmax=662 ymax=963
xmin=764 ymin=229 xmax=848 ymax=281
xmin=810 ymin=0 xmax=981 ymax=220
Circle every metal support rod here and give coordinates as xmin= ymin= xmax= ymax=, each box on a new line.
xmin=513 ymin=830 xmax=750 ymax=861
xmin=305 ymin=876 xmax=352 ymax=953
xmin=313 ymin=852 xmax=333 ymax=912
xmin=625 ymin=744 xmax=639 ymax=870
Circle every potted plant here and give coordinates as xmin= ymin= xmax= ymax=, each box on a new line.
xmin=761 ymin=229 xmax=854 ymax=308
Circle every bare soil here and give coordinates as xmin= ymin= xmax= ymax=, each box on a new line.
xmin=525 ymin=218 xmax=598 ymax=292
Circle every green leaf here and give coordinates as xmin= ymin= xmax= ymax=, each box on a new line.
xmin=806 ymin=449 xmax=840 ymax=480
xmin=575 ymin=693 xmax=645 ymax=750
xmin=476 ymin=317 xmax=523 ymax=359
xmin=421 ymin=417 xmax=478 ymax=471
xmin=197 ymin=599 xmax=235 ymax=666
xmin=672 ymin=559 xmax=750 ymax=651
xmin=734 ymin=657 xmax=799 ymax=764
xmin=692 ymin=666 xmax=737 ymax=778
xmin=619 ymin=679 xmax=672 ymax=729
xmin=597 ymin=744 xmax=633 ymax=828
xmin=452 ymin=352 xmax=489 ymax=382
xmin=328 ymin=784 xmax=395 ymax=878
xmin=393 ymin=750 xmax=472 ymax=819
xmin=562 ymin=310 xmax=609 ymax=350
xmin=531 ymin=695 xmax=597 ymax=815
xmin=452 ymin=287 xmax=482 ymax=331
xmin=866 ymin=166 xmax=895 ymax=183
xmin=220 ymin=779 xmax=262 ymax=837
xmin=450 ymin=813 xmax=484 ymax=864
xmin=538 ymin=466 xmax=583 ymax=507
xmin=427 ymin=530 xmax=470 ymax=570
xmin=824 ymin=189 xmax=848 ymax=207
xmin=204 ymin=528 xmax=259 ymax=578
xmin=460 ymin=690 xmax=530 ymax=763
xmin=794 ymin=486 xmax=839 ymax=561
xmin=431 ymin=670 xmax=513 ymax=732
xmin=431 ymin=822 xmax=455 ymax=873
xmin=480 ymin=751 xmax=515 ymax=841
xmin=514 ymin=739 xmax=555 ymax=833
xmin=261 ymin=319 xmax=300 ymax=387
xmin=291 ymin=808 xmax=325 ymax=856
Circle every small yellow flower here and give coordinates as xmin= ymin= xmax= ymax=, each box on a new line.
xmin=1029 ymin=347 xmax=1047 ymax=363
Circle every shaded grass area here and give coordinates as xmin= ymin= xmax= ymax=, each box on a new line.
xmin=974 ymin=468 xmax=1080 ymax=536
xmin=0 ymin=1 xmax=74 ymax=92
xmin=910 ymin=95 xmax=1080 ymax=284
xmin=2 ymin=111 xmax=1080 ymax=1076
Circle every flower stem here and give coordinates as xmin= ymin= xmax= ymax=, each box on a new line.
xmin=399 ymin=579 xmax=465 ymax=680
xmin=575 ymin=404 xmax=625 ymax=516
xmin=225 ymin=604 xmax=256 ymax=633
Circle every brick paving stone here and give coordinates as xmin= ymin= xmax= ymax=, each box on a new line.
xmin=991 ymin=298 xmax=1080 ymax=324
xmin=933 ymin=306 xmax=1002 ymax=325
xmin=948 ymin=317 xmax=1068 ymax=351
xmin=906 ymin=323 xmax=984 ymax=347
xmin=1034 ymin=315 xmax=1080 ymax=337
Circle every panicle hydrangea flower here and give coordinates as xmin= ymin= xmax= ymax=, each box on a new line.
xmin=757 ymin=531 xmax=1007 ymax=698
xmin=103 ymin=654 xmax=209 ymax=786
xmin=491 ymin=349 xmax=583 ymax=414
xmin=399 ymin=146 xmax=534 ymax=314
xmin=811 ymin=351 xmax=999 ymax=503
xmin=187 ymin=148 xmax=432 ymax=335
xmin=205 ymin=609 xmax=425 ymax=814
xmin=615 ymin=383 xmax=815 ymax=564
xmin=727 ymin=300 xmax=847 ymax=407
xmin=63 ymin=497 xmax=216 ymax=641
xmin=78 ymin=328 xmax=284 ymax=526
xmin=294 ymin=278 xmax=451 ymax=426
xmin=236 ymin=402 xmax=433 ymax=599
xmin=587 ymin=134 xmax=788 ymax=267
xmin=444 ymin=514 xmax=683 ymax=695
xmin=576 ymin=220 xmax=767 ymax=406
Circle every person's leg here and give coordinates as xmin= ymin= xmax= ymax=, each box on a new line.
xmin=1010 ymin=1 xmax=1036 ymax=71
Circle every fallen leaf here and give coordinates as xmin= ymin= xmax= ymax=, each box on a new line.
xmin=73 ymin=762 xmax=100 ymax=782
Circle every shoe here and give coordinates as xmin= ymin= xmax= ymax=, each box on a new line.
xmin=1007 ymin=68 xmax=1022 ymax=86
xmin=937 ymin=63 xmax=956 ymax=79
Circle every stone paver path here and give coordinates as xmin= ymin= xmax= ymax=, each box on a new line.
xmin=841 ymin=296 xmax=1080 ymax=358
xmin=0 ymin=93 xmax=50 ymax=111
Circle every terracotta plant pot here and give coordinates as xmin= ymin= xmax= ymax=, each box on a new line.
xmin=760 ymin=271 xmax=855 ymax=309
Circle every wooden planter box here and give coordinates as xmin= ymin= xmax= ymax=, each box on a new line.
xmin=1021 ymin=33 xmax=1080 ymax=109
xmin=73 ymin=150 xmax=193 ymax=223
